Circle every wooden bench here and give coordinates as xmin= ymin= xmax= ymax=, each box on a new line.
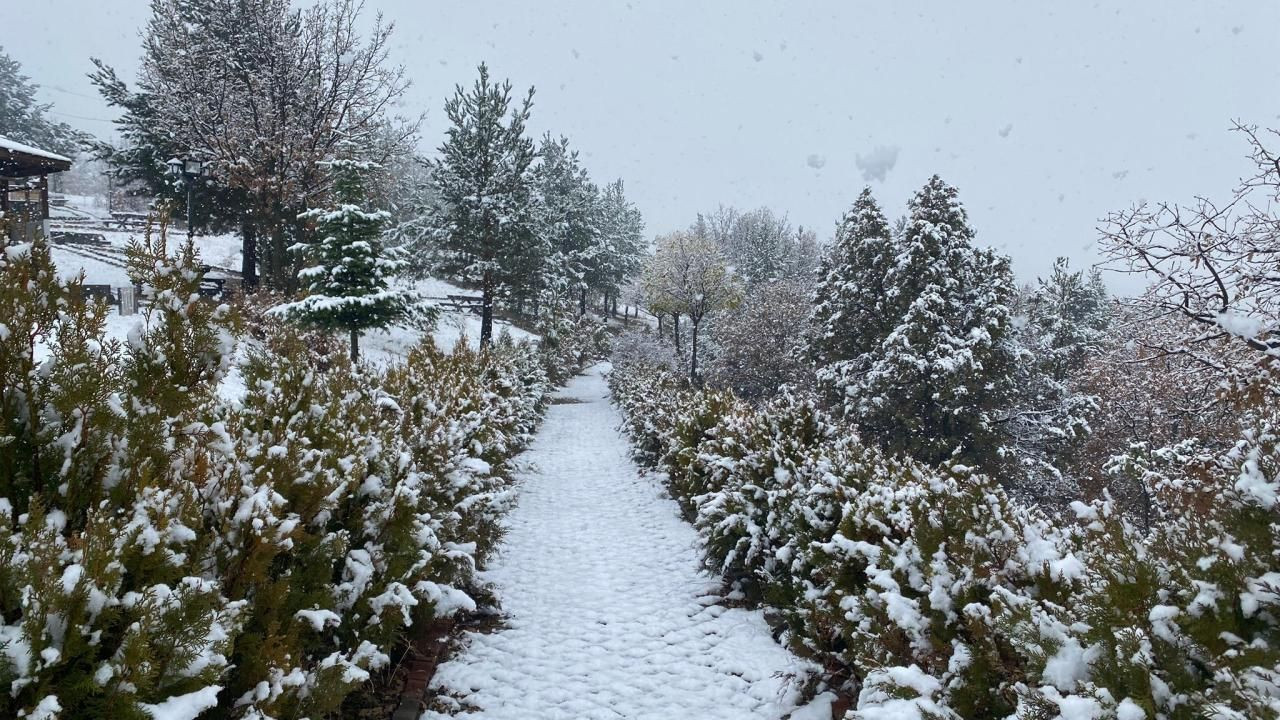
xmin=108 ymin=212 xmax=151 ymax=230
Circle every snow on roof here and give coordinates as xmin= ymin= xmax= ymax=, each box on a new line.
xmin=0 ymin=135 xmax=73 ymax=165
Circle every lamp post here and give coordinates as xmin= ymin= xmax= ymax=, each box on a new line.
xmin=166 ymin=157 xmax=211 ymax=241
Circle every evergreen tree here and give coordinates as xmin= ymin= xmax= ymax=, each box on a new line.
xmin=808 ymin=187 xmax=895 ymax=402
xmin=431 ymin=64 xmax=539 ymax=347
xmin=0 ymin=47 xmax=84 ymax=155
xmin=592 ymin=179 xmax=646 ymax=315
xmin=1023 ymin=258 xmax=1110 ymax=380
xmin=849 ymin=176 xmax=1018 ymax=468
xmin=273 ymin=158 xmax=415 ymax=361
xmin=532 ymin=134 xmax=600 ymax=317
xmin=1004 ymin=258 xmax=1111 ymax=504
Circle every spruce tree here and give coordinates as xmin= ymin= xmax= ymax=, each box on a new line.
xmin=431 ymin=64 xmax=539 ymax=347
xmin=851 ymin=176 xmax=1018 ymax=468
xmin=275 ymin=158 xmax=414 ymax=361
xmin=808 ymin=187 xmax=895 ymax=404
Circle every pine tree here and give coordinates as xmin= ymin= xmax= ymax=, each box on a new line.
xmin=1023 ymin=258 xmax=1110 ymax=380
xmin=851 ymin=176 xmax=1018 ymax=468
xmin=274 ymin=158 xmax=415 ymax=361
xmin=591 ymin=179 xmax=645 ymax=315
xmin=532 ymin=134 xmax=600 ymax=317
xmin=0 ymin=47 xmax=84 ymax=155
xmin=1003 ymin=258 xmax=1111 ymax=504
xmin=431 ymin=64 xmax=539 ymax=347
xmin=808 ymin=187 xmax=895 ymax=403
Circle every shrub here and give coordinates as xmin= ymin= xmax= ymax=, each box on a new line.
xmin=608 ymin=358 xmax=1280 ymax=720
xmin=0 ymin=229 xmax=555 ymax=718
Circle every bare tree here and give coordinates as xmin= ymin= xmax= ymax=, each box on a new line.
xmin=643 ymin=232 xmax=742 ymax=381
xmin=93 ymin=0 xmax=418 ymax=290
xmin=1099 ymin=123 xmax=1280 ymax=382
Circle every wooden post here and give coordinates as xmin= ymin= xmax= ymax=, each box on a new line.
xmin=40 ymin=175 xmax=49 ymax=221
xmin=1 ymin=178 xmax=8 ymax=240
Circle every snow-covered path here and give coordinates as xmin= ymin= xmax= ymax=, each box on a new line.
xmin=423 ymin=364 xmax=811 ymax=720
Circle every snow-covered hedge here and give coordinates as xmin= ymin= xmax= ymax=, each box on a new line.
xmin=0 ymin=234 xmax=552 ymax=719
xmin=609 ymin=360 xmax=1280 ymax=720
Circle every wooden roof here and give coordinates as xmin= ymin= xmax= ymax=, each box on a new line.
xmin=0 ymin=136 xmax=73 ymax=178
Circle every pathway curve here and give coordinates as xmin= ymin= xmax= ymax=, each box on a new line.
xmin=422 ymin=363 xmax=811 ymax=720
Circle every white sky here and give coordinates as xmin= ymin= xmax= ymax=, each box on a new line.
xmin=9 ymin=1 xmax=1280 ymax=291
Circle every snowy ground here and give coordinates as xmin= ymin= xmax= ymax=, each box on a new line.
xmin=424 ymin=364 xmax=814 ymax=720
xmin=42 ymin=224 xmax=536 ymax=368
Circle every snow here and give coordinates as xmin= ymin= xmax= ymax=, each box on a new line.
xmin=295 ymin=608 xmax=342 ymax=631
xmin=1115 ymin=698 xmax=1147 ymax=720
xmin=50 ymin=246 xmax=133 ymax=287
xmin=423 ymin=364 xmax=812 ymax=719
xmin=0 ymin=134 xmax=72 ymax=164
xmin=1042 ymin=638 xmax=1095 ymax=690
xmin=27 ymin=694 xmax=62 ymax=720
xmin=855 ymin=145 xmax=900 ymax=182
xmin=139 ymin=685 xmax=222 ymax=720
xmin=1215 ymin=310 xmax=1269 ymax=342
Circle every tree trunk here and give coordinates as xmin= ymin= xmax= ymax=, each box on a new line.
xmin=240 ymin=220 xmax=258 ymax=290
xmin=673 ymin=314 xmax=681 ymax=355
xmin=350 ymin=327 xmax=360 ymax=362
xmin=579 ymin=286 xmax=587 ymax=318
xmin=690 ymin=319 xmax=700 ymax=382
xmin=657 ymin=313 xmax=663 ymax=337
xmin=480 ymin=272 xmax=494 ymax=349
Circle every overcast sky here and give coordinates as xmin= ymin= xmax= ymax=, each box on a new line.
xmin=9 ymin=1 xmax=1280 ymax=290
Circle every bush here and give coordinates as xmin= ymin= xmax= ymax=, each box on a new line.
xmin=0 ymin=230 xmax=555 ymax=719
xmin=608 ymin=358 xmax=1280 ymax=720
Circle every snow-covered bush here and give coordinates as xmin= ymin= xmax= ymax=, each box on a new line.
xmin=608 ymin=358 xmax=1280 ymax=720
xmin=538 ymin=313 xmax=609 ymax=386
xmin=0 ymin=229 xmax=554 ymax=718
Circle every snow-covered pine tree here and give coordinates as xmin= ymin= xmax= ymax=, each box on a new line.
xmin=431 ymin=64 xmax=539 ymax=347
xmin=591 ymin=179 xmax=646 ymax=316
xmin=1003 ymin=258 xmax=1111 ymax=504
xmin=274 ymin=158 xmax=415 ymax=361
xmin=853 ymin=176 xmax=1018 ymax=468
xmin=1023 ymin=258 xmax=1110 ymax=380
xmin=532 ymin=134 xmax=600 ymax=318
xmin=808 ymin=187 xmax=896 ymax=405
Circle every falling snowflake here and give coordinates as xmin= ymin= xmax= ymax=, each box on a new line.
xmin=855 ymin=145 xmax=900 ymax=182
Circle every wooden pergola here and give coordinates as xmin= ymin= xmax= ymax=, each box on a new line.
xmin=1 ymin=136 xmax=73 ymax=242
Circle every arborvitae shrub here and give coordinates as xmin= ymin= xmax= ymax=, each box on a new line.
xmin=0 ymin=227 xmax=559 ymax=718
xmin=609 ymin=359 xmax=1280 ymax=719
